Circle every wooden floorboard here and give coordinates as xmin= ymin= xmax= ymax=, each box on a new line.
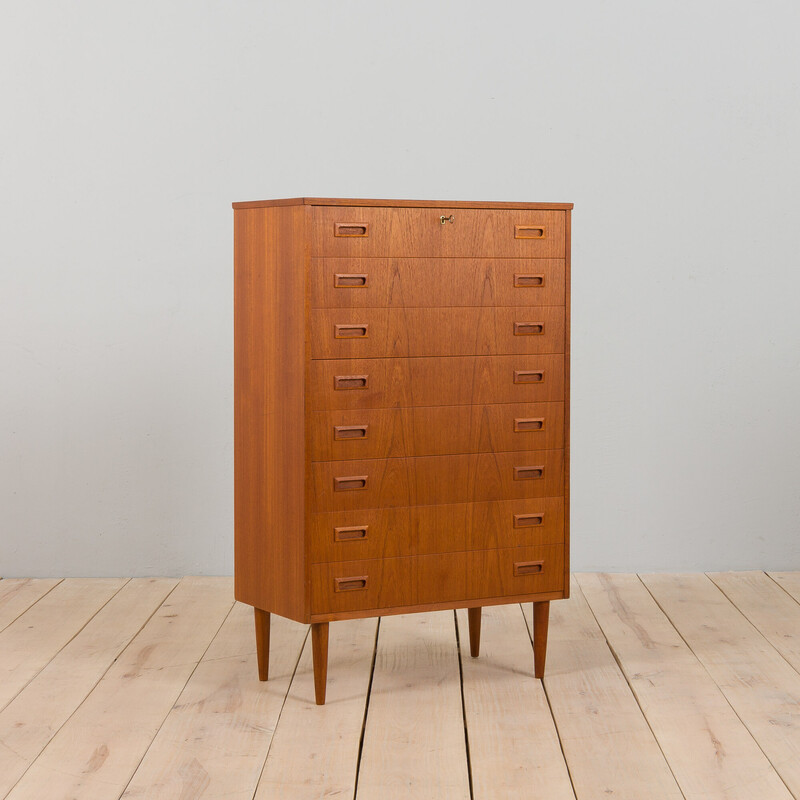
xmin=0 ymin=578 xmax=176 ymax=798
xmin=254 ymin=617 xmax=377 ymax=800
xmin=356 ymin=612 xmax=471 ymax=800
xmin=457 ymin=603 xmax=575 ymax=800
xmin=5 ymin=577 xmax=233 ymax=800
xmin=709 ymin=571 xmax=800 ymax=672
xmin=579 ymin=573 xmax=793 ymax=800
xmin=0 ymin=579 xmax=62 ymax=633
xmin=643 ymin=572 xmax=800 ymax=796
xmin=0 ymin=578 xmax=126 ymax=713
xmin=121 ymin=602 xmax=307 ymax=799
xmin=3 ymin=573 xmax=800 ymax=800
xmin=527 ymin=577 xmax=683 ymax=800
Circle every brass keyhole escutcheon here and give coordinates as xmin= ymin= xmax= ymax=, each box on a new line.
xmin=440 ymin=214 xmax=455 ymax=224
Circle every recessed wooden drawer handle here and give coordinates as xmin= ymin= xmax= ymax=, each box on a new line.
xmin=334 ymin=525 xmax=369 ymax=542
xmin=334 ymin=324 xmax=369 ymax=339
xmin=513 ymin=370 xmax=544 ymax=384
xmin=333 ymin=475 xmax=368 ymax=491
xmin=334 ymin=223 xmax=369 ymax=237
xmin=515 ymin=225 xmax=546 ymax=239
xmin=514 ymin=322 xmax=544 ymax=336
xmin=514 ymin=560 xmax=544 ymax=576
xmin=513 ymin=513 xmax=545 ymax=528
xmin=514 ymin=418 xmax=544 ymax=432
xmin=334 ymin=273 xmax=368 ymax=288
xmin=514 ymin=274 xmax=545 ymax=288
xmin=334 ymin=576 xmax=368 ymax=592
xmin=334 ymin=425 xmax=368 ymax=440
xmin=333 ymin=375 xmax=368 ymax=390
xmin=513 ymin=466 xmax=544 ymax=481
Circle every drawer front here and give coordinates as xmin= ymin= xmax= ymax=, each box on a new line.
xmin=309 ymin=354 xmax=565 ymax=410
xmin=311 ymin=544 xmax=565 ymax=614
xmin=312 ymin=207 xmax=566 ymax=258
xmin=310 ymin=306 xmax=565 ymax=359
xmin=310 ymin=258 xmax=566 ymax=308
xmin=308 ymin=402 xmax=564 ymax=461
xmin=310 ymin=496 xmax=565 ymax=563
xmin=310 ymin=449 xmax=564 ymax=511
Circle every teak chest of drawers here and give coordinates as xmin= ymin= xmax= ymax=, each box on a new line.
xmin=233 ymin=197 xmax=572 ymax=704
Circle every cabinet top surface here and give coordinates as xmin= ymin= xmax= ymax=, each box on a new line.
xmin=232 ymin=197 xmax=574 ymax=210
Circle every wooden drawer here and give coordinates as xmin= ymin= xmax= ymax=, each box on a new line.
xmin=310 ymin=449 xmax=564 ymax=511
xmin=309 ymin=354 xmax=565 ymax=410
xmin=310 ymin=496 xmax=565 ymax=563
xmin=310 ymin=258 xmax=566 ymax=308
xmin=312 ymin=207 xmax=566 ymax=258
xmin=308 ymin=402 xmax=564 ymax=461
xmin=311 ymin=544 xmax=565 ymax=614
xmin=310 ymin=306 xmax=565 ymax=359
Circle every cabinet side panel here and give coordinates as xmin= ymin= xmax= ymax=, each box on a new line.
xmin=564 ymin=209 xmax=571 ymax=597
xmin=234 ymin=206 xmax=307 ymax=621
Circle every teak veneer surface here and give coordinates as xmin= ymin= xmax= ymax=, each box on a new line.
xmin=309 ymin=354 xmax=566 ymax=410
xmin=309 ymin=496 xmax=565 ymax=563
xmin=311 ymin=258 xmax=566 ymax=308
xmin=311 ymin=206 xmax=566 ymax=258
xmin=310 ymin=449 xmax=565 ymax=511
xmin=308 ymin=401 xmax=565 ymax=460
xmin=233 ymin=197 xmax=571 ymax=702
xmin=310 ymin=306 xmax=566 ymax=359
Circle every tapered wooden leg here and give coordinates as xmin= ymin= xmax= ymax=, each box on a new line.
xmin=533 ymin=600 xmax=550 ymax=679
xmin=254 ymin=608 xmax=270 ymax=681
xmin=467 ymin=607 xmax=482 ymax=657
xmin=311 ymin=622 xmax=329 ymax=705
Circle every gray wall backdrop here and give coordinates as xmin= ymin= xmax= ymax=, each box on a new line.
xmin=2 ymin=1 xmax=799 ymax=577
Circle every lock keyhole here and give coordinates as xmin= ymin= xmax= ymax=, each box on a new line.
xmin=440 ymin=214 xmax=455 ymax=224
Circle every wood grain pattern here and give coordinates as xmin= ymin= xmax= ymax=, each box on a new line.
xmin=563 ymin=209 xmax=571 ymax=597
xmin=234 ymin=198 xmax=570 ymax=700
xmin=0 ymin=578 xmax=124 ymax=713
xmin=709 ymin=571 xmax=800 ymax=670
xmin=309 ymin=354 xmax=565 ymax=410
xmin=578 ymin=572 xmax=793 ymax=800
xmin=310 ymin=305 xmax=565 ymax=358
xmin=311 ymin=544 xmax=564 ymax=614
xmin=311 ymin=449 xmax=564 ymax=511
xmin=642 ymin=572 xmax=800 ymax=797
xmin=234 ymin=205 xmax=307 ymax=621
xmin=356 ymin=612 xmax=470 ymax=799
xmin=527 ymin=577 xmax=683 ymax=800
xmin=0 ymin=578 xmax=61 ymax=633
xmin=254 ymin=618 xmax=378 ymax=800
xmin=121 ymin=603 xmax=307 ymax=799
xmin=0 ymin=579 xmax=176 ymax=799
xmin=5 ymin=578 xmax=234 ymax=800
xmin=456 ymin=604 xmax=575 ymax=800
xmin=312 ymin=206 xmax=566 ymax=258
xmin=311 ymin=257 xmax=566 ymax=308
xmin=310 ymin=496 xmax=565 ymax=562
xmin=308 ymin=402 xmax=564 ymax=460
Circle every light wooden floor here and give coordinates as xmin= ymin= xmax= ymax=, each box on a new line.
xmin=1 ymin=573 xmax=799 ymax=799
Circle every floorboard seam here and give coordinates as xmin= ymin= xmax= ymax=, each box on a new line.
xmin=453 ymin=610 xmax=475 ymax=800
xmin=637 ymin=574 xmax=795 ymax=800
xmin=0 ymin=578 xmax=65 ymax=634
xmin=116 ymin=583 xmax=235 ymax=798
xmin=705 ymin=571 xmax=800 ymax=679
xmin=0 ymin=578 xmax=132 ymax=717
xmin=352 ymin=616 xmax=381 ymax=800
xmin=578 ymin=576 xmax=688 ymax=800
xmin=250 ymin=623 xmax=310 ymax=800
xmin=4 ymin=578 xmax=177 ymax=797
